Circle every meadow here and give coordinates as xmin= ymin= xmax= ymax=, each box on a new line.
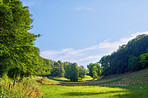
xmin=1 ymin=68 xmax=147 ymax=98
xmin=39 ymin=83 xmax=148 ymax=98
xmin=40 ymin=85 xmax=128 ymax=98
xmin=39 ymin=68 xmax=148 ymax=98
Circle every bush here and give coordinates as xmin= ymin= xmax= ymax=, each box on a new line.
xmin=0 ymin=78 xmax=41 ymax=98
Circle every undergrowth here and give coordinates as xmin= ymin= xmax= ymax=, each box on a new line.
xmin=0 ymin=78 xmax=41 ymax=98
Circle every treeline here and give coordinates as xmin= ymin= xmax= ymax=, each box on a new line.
xmin=37 ymin=58 xmax=86 ymax=82
xmin=99 ymin=34 xmax=148 ymax=76
xmin=0 ymin=0 xmax=86 ymax=82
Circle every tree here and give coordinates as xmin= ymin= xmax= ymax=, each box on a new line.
xmin=37 ymin=57 xmax=52 ymax=76
xmin=128 ymin=56 xmax=140 ymax=71
xmin=0 ymin=0 xmax=40 ymax=80
xmin=87 ymin=63 xmax=98 ymax=79
xmin=63 ymin=62 xmax=72 ymax=79
xmin=51 ymin=61 xmax=65 ymax=77
xmin=140 ymin=53 xmax=148 ymax=68
xmin=63 ymin=62 xmax=79 ymax=82
xmin=70 ymin=63 xmax=79 ymax=82
xmin=78 ymin=66 xmax=86 ymax=80
xmin=96 ymin=64 xmax=101 ymax=77
xmin=99 ymin=34 xmax=148 ymax=75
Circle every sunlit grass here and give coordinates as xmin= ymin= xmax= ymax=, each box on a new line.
xmin=53 ymin=77 xmax=70 ymax=81
xmin=81 ymin=75 xmax=93 ymax=81
xmin=40 ymin=85 xmax=129 ymax=98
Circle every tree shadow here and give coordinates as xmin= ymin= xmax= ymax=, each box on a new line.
xmin=113 ymin=83 xmax=148 ymax=98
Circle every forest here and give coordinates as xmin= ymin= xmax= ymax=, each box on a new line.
xmin=0 ymin=0 xmax=148 ymax=97
xmin=99 ymin=34 xmax=148 ymax=76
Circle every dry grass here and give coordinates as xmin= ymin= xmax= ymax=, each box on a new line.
xmin=0 ymin=78 xmax=41 ymax=98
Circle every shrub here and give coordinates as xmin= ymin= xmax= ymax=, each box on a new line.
xmin=0 ymin=78 xmax=41 ymax=98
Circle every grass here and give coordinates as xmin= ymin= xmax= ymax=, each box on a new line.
xmin=36 ymin=77 xmax=61 ymax=85
xmin=39 ymin=83 xmax=148 ymax=98
xmin=39 ymin=68 xmax=148 ymax=98
xmin=116 ymin=83 xmax=148 ymax=98
xmin=0 ymin=78 xmax=41 ymax=98
xmin=81 ymin=75 xmax=93 ymax=81
xmin=39 ymin=85 xmax=129 ymax=98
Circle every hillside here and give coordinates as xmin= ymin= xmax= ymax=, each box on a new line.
xmin=59 ymin=68 xmax=148 ymax=86
xmin=36 ymin=68 xmax=148 ymax=86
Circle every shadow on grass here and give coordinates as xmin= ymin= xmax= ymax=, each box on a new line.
xmin=113 ymin=83 xmax=148 ymax=98
xmin=62 ymin=91 xmax=128 ymax=96
xmin=62 ymin=83 xmax=148 ymax=97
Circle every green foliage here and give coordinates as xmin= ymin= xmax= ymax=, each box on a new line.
xmin=37 ymin=57 xmax=52 ymax=76
xmin=51 ymin=60 xmax=65 ymax=77
xmin=78 ymin=66 xmax=86 ymax=79
xmin=87 ymin=63 xmax=101 ymax=79
xmin=99 ymin=34 xmax=148 ymax=75
xmin=0 ymin=0 xmax=41 ymax=79
xmin=63 ymin=62 xmax=79 ymax=82
xmin=64 ymin=62 xmax=72 ymax=79
xmin=70 ymin=63 xmax=79 ymax=82
xmin=140 ymin=53 xmax=148 ymax=68
xmin=128 ymin=56 xmax=140 ymax=71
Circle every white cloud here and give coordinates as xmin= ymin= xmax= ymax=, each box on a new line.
xmin=98 ymin=31 xmax=148 ymax=50
xmin=77 ymin=56 xmax=101 ymax=62
xmin=40 ymin=31 xmax=148 ymax=68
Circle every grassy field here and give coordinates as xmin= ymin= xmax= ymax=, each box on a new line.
xmin=39 ymin=85 xmax=129 ymax=98
xmin=39 ymin=83 xmax=148 ymax=98
xmin=39 ymin=68 xmax=148 ymax=98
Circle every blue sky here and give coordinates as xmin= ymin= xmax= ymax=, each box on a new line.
xmin=22 ymin=0 xmax=148 ymax=68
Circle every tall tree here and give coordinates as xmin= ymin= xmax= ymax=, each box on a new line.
xmin=0 ymin=0 xmax=40 ymax=79
xmin=51 ymin=61 xmax=65 ymax=77
xmin=87 ymin=63 xmax=98 ymax=79
xmin=70 ymin=63 xmax=79 ymax=82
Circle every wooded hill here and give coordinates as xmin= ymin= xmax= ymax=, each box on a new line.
xmin=99 ymin=34 xmax=148 ymax=76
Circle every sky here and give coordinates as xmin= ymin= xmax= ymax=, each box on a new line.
xmin=21 ymin=0 xmax=148 ymax=68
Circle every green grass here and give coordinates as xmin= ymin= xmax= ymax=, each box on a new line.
xmin=99 ymin=78 xmax=122 ymax=84
xmin=39 ymin=68 xmax=148 ymax=98
xmin=116 ymin=83 xmax=148 ymax=98
xmin=39 ymin=83 xmax=148 ymax=98
xmin=81 ymin=75 xmax=93 ymax=81
xmin=36 ymin=77 xmax=61 ymax=85
xmin=39 ymin=85 xmax=129 ymax=98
